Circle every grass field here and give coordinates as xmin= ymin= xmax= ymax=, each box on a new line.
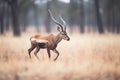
xmin=0 ymin=33 xmax=120 ymax=80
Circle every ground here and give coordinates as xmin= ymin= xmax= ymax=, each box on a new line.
xmin=0 ymin=33 xmax=120 ymax=80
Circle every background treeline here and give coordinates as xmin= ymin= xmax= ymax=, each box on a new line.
xmin=0 ymin=0 xmax=120 ymax=36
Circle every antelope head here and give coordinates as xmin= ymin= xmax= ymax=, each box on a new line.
xmin=48 ymin=9 xmax=70 ymax=41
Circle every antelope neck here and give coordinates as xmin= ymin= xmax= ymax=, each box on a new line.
xmin=54 ymin=33 xmax=62 ymax=44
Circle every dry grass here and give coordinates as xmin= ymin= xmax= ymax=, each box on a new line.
xmin=0 ymin=33 xmax=120 ymax=80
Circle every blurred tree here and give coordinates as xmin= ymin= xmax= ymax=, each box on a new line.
xmin=20 ymin=8 xmax=29 ymax=32
xmin=0 ymin=0 xmax=11 ymax=34
xmin=5 ymin=0 xmax=21 ymax=36
xmin=3 ymin=0 xmax=40 ymax=35
xmin=111 ymin=0 xmax=119 ymax=33
xmin=33 ymin=5 xmax=40 ymax=32
xmin=69 ymin=0 xmax=85 ymax=33
xmin=69 ymin=0 xmax=76 ymax=32
xmin=11 ymin=0 xmax=21 ymax=36
xmin=19 ymin=0 xmax=40 ymax=32
xmin=4 ymin=2 xmax=10 ymax=31
xmin=94 ymin=0 xmax=104 ymax=34
xmin=45 ymin=0 xmax=52 ymax=33
xmin=0 ymin=0 xmax=6 ymax=34
xmin=84 ymin=0 xmax=97 ymax=32
xmin=78 ymin=0 xmax=85 ymax=33
xmin=1 ymin=0 xmax=119 ymax=35
xmin=19 ymin=0 xmax=34 ymax=32
xmin=102 ymin=0 xmax=120 ymax=33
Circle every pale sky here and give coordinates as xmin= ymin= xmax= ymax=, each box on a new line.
xmin=59 ymin=0 xmax=70 ymax=3
xmin=35 ymin=0 xmax=88 ymax=4
xmin=59 ymin=0 xmax=89 ymax=3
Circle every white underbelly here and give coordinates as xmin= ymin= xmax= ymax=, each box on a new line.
xmin=31 ymin=38 xmax=48 ymax=43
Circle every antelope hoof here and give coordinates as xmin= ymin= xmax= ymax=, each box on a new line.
xmin=54 ymin=58 xmax=57 ymax=61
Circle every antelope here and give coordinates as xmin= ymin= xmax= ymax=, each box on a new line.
xmin=28 ymin=9 xmax=70 ymax=61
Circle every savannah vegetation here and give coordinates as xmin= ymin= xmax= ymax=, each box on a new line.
xmin=0 ymin=0 xmax=120 ymax=80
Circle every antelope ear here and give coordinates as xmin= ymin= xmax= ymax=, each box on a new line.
xmin=57 ymin=26 xmax=62 ymax=32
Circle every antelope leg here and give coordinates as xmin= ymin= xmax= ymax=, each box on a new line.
xmin=52 ymin=49 xmax=59 ymax=61
xmin=47 ymin=49 xmax=51 ymax=60
xmin=34 ymin=46 xmax=40 ymax=60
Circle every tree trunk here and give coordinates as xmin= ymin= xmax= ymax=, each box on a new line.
xmin=34 ymin=6 xmax=40 ymax=32
xmin=5 ymin=3 xmax=10 ymax=31
xmin=10 ymin=1 xmax=21 ymax=36
xmin=0 ymin=1 xmax=5 ymax=34
xmin=45 ymin=0 xmax=51 ymax=33
xmin=69 ymin=0 xmax=75 ymax=33
xmin=94 ymin=0 xmax=104 ymax=34
xmin=22 ymin=11 xmax=28 ymax=32
xmin=79 ymin=0 xmax=85 ymax=33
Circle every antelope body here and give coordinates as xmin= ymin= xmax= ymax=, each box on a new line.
xmin=28 ymin=10 xmax=70 ymax=61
